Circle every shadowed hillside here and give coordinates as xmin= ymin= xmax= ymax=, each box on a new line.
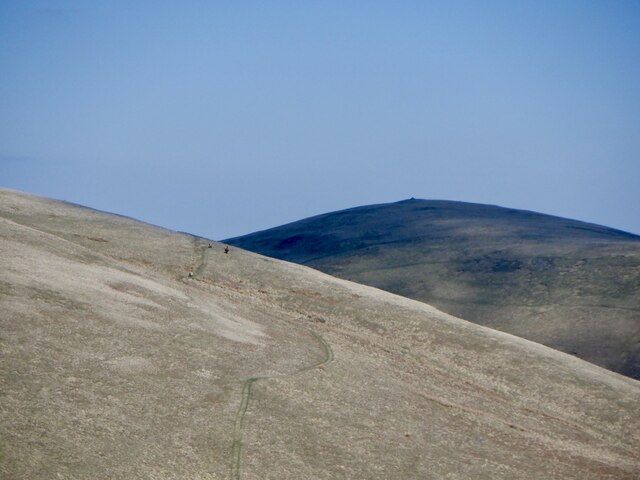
xmin=2 ymin=189 xmax=639 ymax=479
xmin=227 ymin=199 xmax=640 ymax=379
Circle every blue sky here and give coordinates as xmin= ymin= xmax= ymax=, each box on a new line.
xmin=1 ymin=1 xmax=639 ymax=239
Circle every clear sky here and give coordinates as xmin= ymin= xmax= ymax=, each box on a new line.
xmin=2 ymin=1 xmax=639 ymax=239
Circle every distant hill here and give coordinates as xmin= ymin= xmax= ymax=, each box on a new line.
xmin=227 ymin=199 xmax=640 ymax=379
xmin=2 ymin=188 xmax=639 ymax=479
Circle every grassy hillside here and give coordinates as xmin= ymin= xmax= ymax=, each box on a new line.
xmin=2 ymin=189 xmax=639 ymax=479
xmin=227 ymin=199 xmax=640 ymax=379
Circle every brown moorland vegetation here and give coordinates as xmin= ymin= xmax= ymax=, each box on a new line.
xmin=1 ymin=188 xmax=639 ymax=479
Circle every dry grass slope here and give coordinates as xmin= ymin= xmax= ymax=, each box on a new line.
xmin=1 ymin=189 xmax=639 ymax=479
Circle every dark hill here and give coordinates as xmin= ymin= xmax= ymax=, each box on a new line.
xmin=227 ymin=199 xmax=640 ymax=379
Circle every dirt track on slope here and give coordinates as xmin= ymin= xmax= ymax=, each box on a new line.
xmin=189 ymin=244 xmax=334 ymax=480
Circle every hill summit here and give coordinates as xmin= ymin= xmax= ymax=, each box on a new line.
xmin=227 ymin=199 xmax=640 ymax=379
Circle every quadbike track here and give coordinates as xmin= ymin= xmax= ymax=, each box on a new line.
xmin=186 ymin=241 xmax=334 ymax=480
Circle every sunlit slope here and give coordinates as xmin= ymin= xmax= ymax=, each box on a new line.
xmin=2 ymin=189 xmax=639 ymax=480
xmin=227 ymin=199 xmax=640 ymax=379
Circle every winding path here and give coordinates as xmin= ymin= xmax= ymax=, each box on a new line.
xmin=187 ymin=241 xmax=334 ymax=480
xmin=230 ymin=331 xmax=333 ymax=480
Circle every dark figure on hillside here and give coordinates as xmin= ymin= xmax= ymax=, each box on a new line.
xmin=208 ymin=243 xmax=213 ymax=248
xmin=188 ymin=271 xmax=194 ymax=278
xmin=224 ymin=245 xmax=229 ymax=254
